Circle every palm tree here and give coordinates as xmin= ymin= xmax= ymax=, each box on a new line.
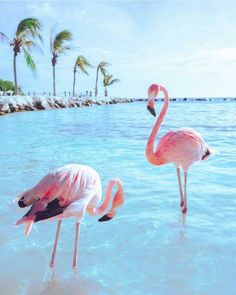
xmin=94 ymin=61 xmax=110 ymax=96
xmin=103 ymin=74 xmax=120 ymax=97
xmin=50 ymin=29 xmax=73 ymax=96
xmin=0 ymin=18 xmax=42 ymax=94
xmin=73 ymin=55 xmax=92 ymax=97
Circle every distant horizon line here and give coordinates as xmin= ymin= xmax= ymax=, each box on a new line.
xmin=1 ymin=93 xmax=235 ymax=101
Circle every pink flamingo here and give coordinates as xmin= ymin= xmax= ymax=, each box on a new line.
xmin=16 ymin=164 xmax=124 ymax=269
xmin=146 ymin=84 xmax=211 ymax=214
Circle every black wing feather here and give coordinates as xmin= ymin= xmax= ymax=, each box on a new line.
xmin=23 ymin=199 xmax=68 ymax=223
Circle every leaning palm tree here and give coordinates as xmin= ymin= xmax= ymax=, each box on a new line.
xmin=103 ymin=74 xmax=120 ymax=97
xmin=73 ymin=55 xmax=92 ymax=97
xmin=94 ymin=61 xmax=110 ymax=96
xmin=0 ymin=18 xmax=42 ymax=94
xmin=50 ymin=29 xmax=73 ymax=96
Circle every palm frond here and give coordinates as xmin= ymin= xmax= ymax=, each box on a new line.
xmin=108 ymin=78 xmax=120 ymax=86
xmin=22 ymin=48 xmax=36 ymax=72
xmin=50 ymin=31 xmax=54 ymax=53
xmin=98 ymin=61 xmax=110 ymax=76
xmin=74 ymin=55 xmax=92 ymax=75
xmin=103 ymin=74 xmax=120 ymax=86
xmin=103 ymin=74 xmax=112 ymax=86
xmin=79 ymin=67 xmax=89 ymax=75
xmin=0 ymin=32 xmax=10 ymax=43
xmin=53 ymin=30 xmax=73 ymax=53
xmin=21 ymin=40 xmax=43 ymax=54
xmin=50 ymin=23 xmax=58 ymax=52
xmin=21 ymin=40 xmax=35 ymax=49
xmin=16 ymin=18 xmax=42 ymax=41
xmin=99 ymin=61 xmax=111 ymax=67
xmin=75 ymin=55 xmax=92 ymax=67
xmin=100 ymin=67 xmax=107 ymax=76
xmin=57 ymin=45 xmax=72 ymax=54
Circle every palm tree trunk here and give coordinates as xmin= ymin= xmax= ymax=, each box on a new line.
xmin=72 ymin=68 xmax=76 ymax=97
xmin=13 ymin=53 xmax=18 ymax=95
xmin=105 ymin=86 xmax=108 ymax=97
xmin=95 ymin=67 xmax=99 ymax=96
xmin=53 ymin=65 xmax=56 ymax=96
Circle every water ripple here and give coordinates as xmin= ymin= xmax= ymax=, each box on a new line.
xmin=0 ymin=101 xmax=236 ymax=295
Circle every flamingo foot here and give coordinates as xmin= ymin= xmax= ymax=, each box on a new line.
xmin=180 ymin=201 xmax=184 ymax=207
xmin=182 ymin=207 xmax=187 ymax=214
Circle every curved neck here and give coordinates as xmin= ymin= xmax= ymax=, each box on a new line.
xmin=146 ymin=87 xmax=169 ymax=164
xmin=90 ymin=179 xmax=123 ymax=216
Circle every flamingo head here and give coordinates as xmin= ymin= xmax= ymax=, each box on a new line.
xmin=147 ymin=84 xmax=160 ymax=117
xmin=98 ymin=180 xmax=124 ymax=222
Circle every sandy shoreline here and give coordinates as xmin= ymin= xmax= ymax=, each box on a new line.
xmin=0 ymin=95 xmax=145 ymax=116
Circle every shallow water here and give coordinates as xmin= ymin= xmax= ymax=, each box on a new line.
xmin=0 ymin=101 xmax=235 ymax=295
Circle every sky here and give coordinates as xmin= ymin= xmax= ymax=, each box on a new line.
xmin=0 ymin=0 xmax=236 ymax=98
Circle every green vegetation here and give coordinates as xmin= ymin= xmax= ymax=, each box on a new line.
xmin=0 ymin=79 xmax=23 ymax=94
xmin=95 ymin=61 xmax=110 ymax=96
xmin=0 ymin=79 xmax=14 ymax=92
xmin=0 ymin=18 xmax=42 ymax=94
xmin=50 ymin=29 xmax=73 ymax=96
xmin=0 ymin=19 xmax=120 ymax=97
xmin=73 ymin=55 xmax=92 ymax=97
xmin=103 ymin=74 xmax=120 ymax=97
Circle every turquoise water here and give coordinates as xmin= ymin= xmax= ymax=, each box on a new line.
xmin=0 ymin=101 xmax=235 ymax=295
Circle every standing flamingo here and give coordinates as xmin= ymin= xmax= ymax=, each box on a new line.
xmin=16 ymin=164 xmax=124 ymax=269
xmin=146 ymin=84 xmax=211 ymax=214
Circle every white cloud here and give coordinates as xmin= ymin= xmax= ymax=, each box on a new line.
xmin=26 ymin=2 xmax=54 ymax=18
xmin=117 ymin=46 xmax=236 ymax=76
xmin=2 ymin=1 xmax=236 ymax=97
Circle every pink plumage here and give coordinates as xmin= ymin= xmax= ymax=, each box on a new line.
xmin=146 ymin=84 xmax=211 ymax=214
xmin=16 ymin=164 xmax=124 ymax=269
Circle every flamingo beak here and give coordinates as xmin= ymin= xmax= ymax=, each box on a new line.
xmin=98 ymin=210 xmax=116 ymax=222
xmin=147 ymin=105 xmax=156 ymax=117
xmin=147 ymin=84 xmax=159 ymax=116
xmin=98 ymin=214 xmax=113 ymax=222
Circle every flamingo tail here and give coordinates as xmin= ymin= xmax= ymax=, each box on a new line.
xmin=24 ymin=220 xmax=34 ymax=237
xmin=16 ymin=216 xmax=34 ymax=237
xmin=202 ymin=145 xmax=218 ymax=160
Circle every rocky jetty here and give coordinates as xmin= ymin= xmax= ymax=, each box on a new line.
xmin=0 ymin=95 xmax=145 ymax=116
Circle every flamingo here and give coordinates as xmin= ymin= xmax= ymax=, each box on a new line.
xmin=146 ymin=84 xmax=211 ymax=214
xmin=16 ymin=164 xmax=124 ymax=269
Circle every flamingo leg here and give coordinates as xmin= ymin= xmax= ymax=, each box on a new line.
xmin=176 ymin=167 xmax=184 ymax=207
xmin=72 ymin=222 xmax=80 ymax=270
xmin=50 ymin=220 xmax=62 ymax=268
xmin=182 ymin=172 xmax=188 ymax=214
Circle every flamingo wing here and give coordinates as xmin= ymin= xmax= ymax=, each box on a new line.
xmin=17 ymin=171 xmax=65 ymax=208
xmin=156 ymin=128 xmax=210 ymax=168
xmin=23 ymin=199 xmax=69 ymax=222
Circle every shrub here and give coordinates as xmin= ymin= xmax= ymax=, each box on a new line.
xmin=0 ymin=80 xmax=23 ymax=94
